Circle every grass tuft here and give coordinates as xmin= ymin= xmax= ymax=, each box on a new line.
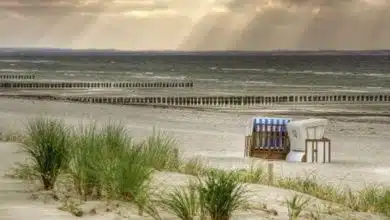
xmin=236 ymin=162 xmax=266 ymax=184
xmin=158 ymin=182 xmax=199 ymax=220
xmin=284 ymin=194 xmax=311 ymax=220
xmin=197 ymin=170 xmax=248 ymax=220
xmin=136 ymin=128 xmax=180 ymax=171
xmin=22 ymin=116 xmax=70 ymax=190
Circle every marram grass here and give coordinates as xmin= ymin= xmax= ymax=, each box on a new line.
xmin=22 ymin=116 xmax=70 ymax=190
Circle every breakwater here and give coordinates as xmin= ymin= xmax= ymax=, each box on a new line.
xmin=65 ymin=94 xmax=390 ymax=106
xmin=0 ymin=80 xmax=194 ymax=89
xmin=0 ymin=74 xmax=35 ymax=80
xmin=2 ymin=93 xmax=389 ymax=107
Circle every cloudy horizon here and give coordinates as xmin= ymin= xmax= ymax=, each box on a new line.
xmin=1 ymin=0 xmax=389 ymax=50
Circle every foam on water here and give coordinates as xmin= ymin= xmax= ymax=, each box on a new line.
xmin=1 ymin=54 xmax=390 ymax=95
xmin=373 ymin=168 xmax=390 ymax=175
xmin=0 ymin=59 xmax=53 ymax=63
xmin=363 ymin=73 xmax=390 ymax=78
xmin=331 ymin=89 xmax=369 ymax=93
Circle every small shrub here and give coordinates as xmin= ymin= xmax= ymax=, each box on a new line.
xmin=197 ymin=170 xmax=248 ymax=220
xmin=22 ymin=116 xmax=70 ymax=190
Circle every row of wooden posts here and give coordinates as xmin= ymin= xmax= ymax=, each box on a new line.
xmin=60 ymin=94 xmax=390 ymax=106
xmin=0 ymin=74 xmax=35 ymax=80
xmin=0 ymin=81 xmax=194 ymax=88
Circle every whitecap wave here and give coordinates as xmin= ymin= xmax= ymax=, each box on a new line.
xmin=129 ymin=72 xmax=188 ymax=80
xmin=312 ymin=71 xmax=354 ymax=76
xmin=362 ymin=73 xmax=390 ymax=78
xmin=221 ymin=68 xmax=266 ymax=72
xmin=0 ymin=59 xmax=54 ymax=63
xmin=331 ymin=89 xmax=369 ymax=93
xmin=0 ymin=68 xmax=39 ymax=73
xmin=220 ymin=67 xmax=357 ymax=76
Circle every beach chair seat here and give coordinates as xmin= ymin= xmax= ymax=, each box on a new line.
xmin=245 ymin=117 xmax=292 ymax=160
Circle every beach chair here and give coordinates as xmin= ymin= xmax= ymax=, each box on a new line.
xmin=286 ymin=118 xmax=331 ymax=163
xmin=245 ymin=117 xmax=292 ymax=160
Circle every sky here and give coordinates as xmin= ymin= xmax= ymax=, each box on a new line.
xmin=0 ymin=0 xmax=389 ymax=50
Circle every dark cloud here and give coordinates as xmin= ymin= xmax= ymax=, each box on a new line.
xmin=179 ymin=0 xmax=390 ymax=50
xmin=1 ymin=0 xmax=390 ymax=49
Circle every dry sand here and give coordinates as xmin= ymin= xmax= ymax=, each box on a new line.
xmin=0 ymin=98 xmax=390 ymax=219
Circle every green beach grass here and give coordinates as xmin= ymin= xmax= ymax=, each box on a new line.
xmin=5 ymin=116 xmax=390 ymax=219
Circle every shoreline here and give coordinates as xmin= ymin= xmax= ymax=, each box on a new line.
xmin=1 ymin=95 xmax=390 ymax=119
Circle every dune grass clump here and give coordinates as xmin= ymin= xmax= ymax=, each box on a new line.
xmin=67 ymin=123 xmax=105 ymax=199
xmin=136 ymin=129 xmax=180 ymax=171
xmin=197 ymin=170 xmax=248 ymax=220
xmin=284 ymin=194 xmax=311 ymax=220
xmin=276 ymin=174 xmax=343 ymax=203
xmin=276 ymin=174 xmax=390 ymax=217
xmin=67 ymin=122 xmax=154 ymax=206
xmin=21 ymin=116 xmax=70 ymax=190
xmin=342 ymin=186 xmax=390 ymax=216
xmin=157 ymin=182 xmax=199 ymax=220
xmin=158 ymin=170 xmax=248 ymax=220
xmin=236 ymin=163 xmax=266 ymax=184
xmin=179 ymin=157 xmax=210 ymax=176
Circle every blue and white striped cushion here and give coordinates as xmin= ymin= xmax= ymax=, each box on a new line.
xmin=253 ymin=117 xmax=292 ymax=132
xmin=252 ymin=117 xmax=292 ymax=148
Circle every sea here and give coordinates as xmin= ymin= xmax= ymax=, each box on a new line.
xmin=1 ymin=50 xmax=390 ymax=95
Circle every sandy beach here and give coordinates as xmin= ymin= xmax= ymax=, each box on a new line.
xmin=1 ymin=97 xmax=390 ymax=219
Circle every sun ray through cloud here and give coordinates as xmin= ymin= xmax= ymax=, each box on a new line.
xmin=0 ymin=0 xmax=389 ymax=50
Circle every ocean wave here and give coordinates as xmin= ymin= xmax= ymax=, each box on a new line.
xmin=220 ymin=67 xmax=390 ymax=79
xmin=243 ymin=80 xmax=274 ymax=85
xmin=64 ymin=73 xmax=76 ymax=77
xmin=221 ymin=68 xmax=268 ymax=72
xmin=362 ymin=73 xmax=390 ymax=78
xmin=311 ymin=71 xmax=354 ymax=76
xmin=0 ymin=59 xmax=54 ymax=63
xmin=54 ymin=70 xmax=107 ymax=74
xmin=196 ymin=78 xmax=220 ymax=82
xmin=219 ymin=67 xmax=357 ymax=76
xmin=331 ymin=89 xmax=370 ymax=93
xmin=0 ymin=68 xmax=39 ymax=73
xmin=129 ymin=72 xmax=188 ymax=80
